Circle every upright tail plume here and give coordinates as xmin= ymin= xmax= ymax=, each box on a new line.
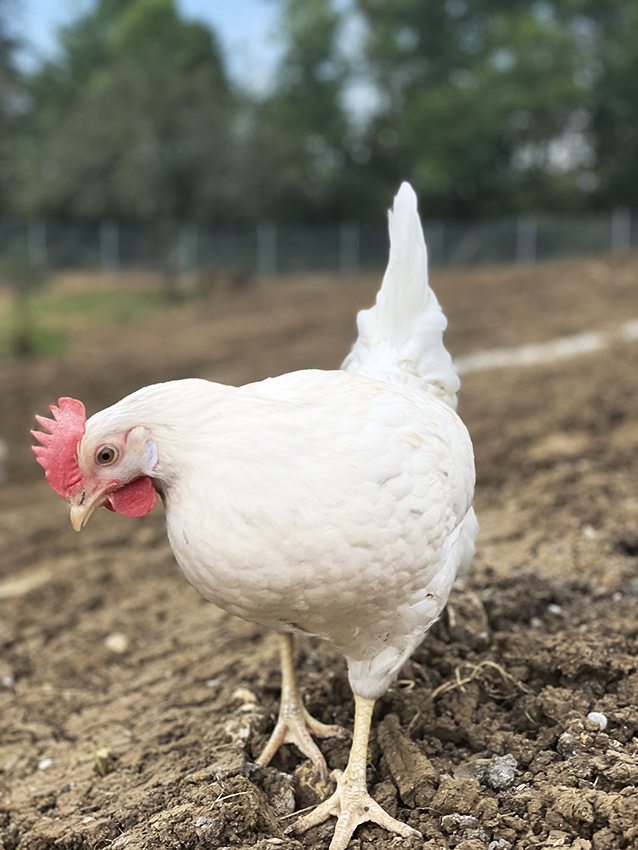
xmin=342 ymin=182 xmax=460 ymax=409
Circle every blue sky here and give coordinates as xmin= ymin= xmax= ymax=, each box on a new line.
xmin=13 ymin=0 xmax=282 ymax=90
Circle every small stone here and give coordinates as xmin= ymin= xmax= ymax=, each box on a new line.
xmin=1 ymin=675 xmax=14 ymax=688
xmin=232 ymin=687 xmax=257 ymax=703
xmin=557 ymin=731 xmax=579 ymax=757
xmin=441 ymin=813 xmax=490 ymax=846
xmin=547 ymin=604 xmax=563 ymax=615
xmin=486 ymin=754 xmax=517 ymax=791
xmin=441 ymin=814 xmax=481 ymax=834
xmin=587 ymin=712 xmax=608 ymax=731
xmin=205 ymin=678 xmax=220 ymax=688
xmin=38 ymin=758 xmax=53 ymax=770
xmin=489 ymin=841 xmax=513 ymax=850
xmin=104 ymin=633 xmax=129 ymax=654
xmin=194 ymin=816 xmax=214 ymax=831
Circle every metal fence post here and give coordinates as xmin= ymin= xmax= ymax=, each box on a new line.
xmin=340 ymin=222 xmax=360 ymax=275
xmin=516 ymin=214 xmax=537 ymax=265
xmin=100 ymin=220 xmax=120 ymax=271
xmin=426 ymin=221 xmax=445 ymax=267
xmin=611 ymin=207 xmax=631 ymax=253
xmin=257 ymin=223 xmax=277 ymax=276
xmin=28 ymin=222 xmax=47 ymax=268
xmin=178 ymin=223 xmax=199 ymax=272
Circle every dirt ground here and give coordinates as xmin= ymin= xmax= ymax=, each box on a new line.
xmin=2 ymin=253 xmax=638 ymax=850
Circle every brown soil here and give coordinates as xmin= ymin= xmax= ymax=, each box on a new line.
xmin=2 ymin=252 xmax=638 ymax=850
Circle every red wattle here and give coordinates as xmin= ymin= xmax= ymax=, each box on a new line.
xmin=106 ymin=476 xmax=157 ymax=518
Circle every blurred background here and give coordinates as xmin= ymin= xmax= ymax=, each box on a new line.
xmin=0 ymin=0 xmax=637 ymax=356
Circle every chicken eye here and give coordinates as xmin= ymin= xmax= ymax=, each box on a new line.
xmin=96 ymin=446 xmax=118 ymax=465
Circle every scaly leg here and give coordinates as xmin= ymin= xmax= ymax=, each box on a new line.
xmin=287 ymin=694 xmax=422 ymax=850
xmin=256 ymin=633 xmax=348 ymax=780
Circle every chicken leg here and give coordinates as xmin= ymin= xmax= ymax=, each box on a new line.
xmin=287 ymin=694 xmax=422 ymax=850
xmin=256 ymin=633 xmax=348 ymax=779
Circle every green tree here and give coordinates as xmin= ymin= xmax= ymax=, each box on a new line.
xmin=17 ymin=0 xmax=234 ymax=297
xmin=0 ymin=0 xmax=22 ymax=217
xmin=587 ymin=1 xmax=638 ymax=209
xmin=237 ymin=0 xmax=365 ymax=223
xmin=355 ymin=0 xmax=590 ymax=217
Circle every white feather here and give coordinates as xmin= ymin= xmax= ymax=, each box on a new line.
xmin=343 ymin=182 xmax=460 ymax=409
xmin=80 ymin=183 xmax=478 ymax=701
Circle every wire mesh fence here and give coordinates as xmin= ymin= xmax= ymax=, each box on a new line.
xmin=0 ymin=210 xmax=636 ymax=280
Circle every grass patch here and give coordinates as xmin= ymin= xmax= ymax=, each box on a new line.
xmin=0 ymin=285 xmax=166 ymax=358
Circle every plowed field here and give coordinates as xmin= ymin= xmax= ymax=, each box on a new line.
xmin=2 ymin=253 xmax=638 ymax=850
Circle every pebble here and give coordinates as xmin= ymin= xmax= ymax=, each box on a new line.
xmin=587 ymin=711 xmax=608 ymax=731
xmin=441 ymin=813 xmax=490 ymax=845
xmin=104 ymin=633 xmax=129 ymax=654
xmin=38 ymin=758 xmax=53 ymax=770
xmin=486 ymin=754 xmax=518 ymax=791
xmin=232 ymin=687 xmax=257 ymax=703
xmin=557 ymin=730 xmax=578 ymax=757
xmin=205 ymin=678 xmax=220 ymax=688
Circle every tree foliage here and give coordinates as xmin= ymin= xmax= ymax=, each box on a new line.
xmin=354 ymin=0 xmax=592 ymax=216
xmin=17 ymin=0 xmax=233 ymax=225
xmin=0 ymin=0 xmax=22 ymax=217
xmin=4 ymin=0 xmax=638 ymax=225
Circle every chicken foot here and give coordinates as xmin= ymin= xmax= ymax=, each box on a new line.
xmin=256 ymin=633 xmax=348 ymax=780
xmin=287 ymin=694 xmax=422 ymax=850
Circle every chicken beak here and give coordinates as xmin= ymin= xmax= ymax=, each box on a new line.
xmin=69 ymin=489 xmax=107 ymax=532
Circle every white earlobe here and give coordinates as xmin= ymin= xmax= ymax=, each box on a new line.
xmin=144 ymin=440 xmax=159 ymax=471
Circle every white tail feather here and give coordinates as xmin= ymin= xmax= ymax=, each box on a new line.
xmin=342 ymin=182 xmax=460 ymax=409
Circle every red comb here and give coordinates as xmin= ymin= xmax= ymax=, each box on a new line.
xmin=32 ymin=398 xmax=86 ymax=498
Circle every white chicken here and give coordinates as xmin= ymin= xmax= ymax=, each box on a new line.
xmin=33 ymin=183 xmax=477 ymax=850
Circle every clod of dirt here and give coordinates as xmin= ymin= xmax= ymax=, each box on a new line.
xmin=129 ymin=776 xmax=285 ymax=849
xmin=292 ymin=760 xmax=335 ymax=809
xmin=376 ymin=713 xmax=438 ymax=806
xmin=431 ymin=777 xmax=481 ymax=816
xmin=257 ymin=769 xmax=296 ymax=817
xmin=370 ymin=778 xmax=399 ymax=817
xmin=205 ymin=746 xmax=250 ymax=781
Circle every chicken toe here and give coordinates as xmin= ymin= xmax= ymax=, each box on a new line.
xmin=256 ymin=633 xmax=348 ymax=779
xmin=286 ymin=694 xmax=421 ymax=850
